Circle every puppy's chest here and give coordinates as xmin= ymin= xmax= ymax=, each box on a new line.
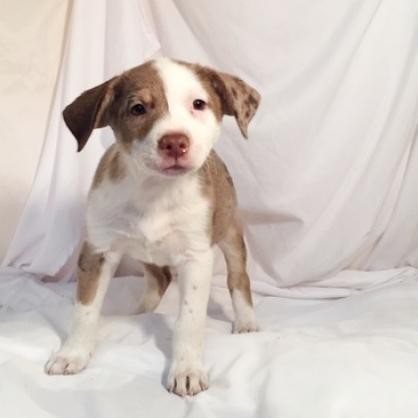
xmin=87 ymin=179 xmax=211 ymax=265
xmin=120 ymin=203 xmax=207 ymax=264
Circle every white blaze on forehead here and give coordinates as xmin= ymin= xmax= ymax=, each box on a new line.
xmin=144 ymin=57 xmax=220 ymax=171
xmin=152 ymin=58 xmax=209 ymax=113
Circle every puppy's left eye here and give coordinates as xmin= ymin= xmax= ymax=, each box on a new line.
xmin=193 ymin=99 xmax=207 ymax=111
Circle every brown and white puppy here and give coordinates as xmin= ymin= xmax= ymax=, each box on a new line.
xmin=45 ymin=57 xmax=260 ymax=396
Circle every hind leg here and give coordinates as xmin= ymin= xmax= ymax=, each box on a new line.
xmin=219 ymin=221 xmax=258 ymax=333
xmin=136 ymin=264 xmax=172 ymax=314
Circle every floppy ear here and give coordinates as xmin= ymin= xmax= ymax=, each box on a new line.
xmin=63 ymin=77 xmax=117 ymax=152
xmin=209 ymin=71 xmax=260 ymax=138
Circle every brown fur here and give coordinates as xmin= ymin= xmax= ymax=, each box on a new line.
xmin=178 ymin=61 xmax=261 ymax=138
xmin=92 ymin=144 xmax=125 ymax=189
xmin=63 ymin=77 xmax=118 ymax=151
xmin=110 ymin=63 xmax=169 ymax=151
xmin=63 ymin=62 xmax=168 ymax=152
xmin=184 ymin=63 xmax=224 ymax=122
xmin=77 ymin=242 xmax=105 ymax=305
xmin=213 ymin=71 xmax=260 ymax=138
xmin=198 ymin=151 xmax=237 ymax=244
xmin=199 ymin=151 xmax=253 ymax=306
xmin=219 ymin=222 xmax=253 ymax=305
xmin=143 ymin=263 xmax=172 ymax=296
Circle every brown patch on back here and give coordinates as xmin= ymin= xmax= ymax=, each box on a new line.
xmin=77 ymin=241 xmax=105 ymax=305
xmin=198 ymin=151 xmax=237 ymax=244
xmin=92 ymin=144 xmax=126 ymax=189
xmin=143 ymin=263 xmax=172 ymax=296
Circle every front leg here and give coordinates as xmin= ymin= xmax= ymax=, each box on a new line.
xmin=167 ymin=249 xmax=213 ymax=396
xmin=45 ymin=243 xmax=121 ymax=375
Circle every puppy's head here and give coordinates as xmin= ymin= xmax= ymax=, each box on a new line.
xmin=63 ymin=58 xmax=260 ymax=177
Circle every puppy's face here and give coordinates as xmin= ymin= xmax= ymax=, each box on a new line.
xmin=63 ymin=58 xmax=260 ymax=177
xmin=112 ymin=59 xmax=223 ymax=176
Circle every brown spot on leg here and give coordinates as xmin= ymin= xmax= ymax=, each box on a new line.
xmin=77 ymin=242 xmax=105 ymax=305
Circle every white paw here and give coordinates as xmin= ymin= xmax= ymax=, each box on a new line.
xmin=167 ymin=364 xmax=209 ymax=396
xmin=45 ymin=350 xmax=91 ymax=375
xmin=233 ymin=318 xmax=259 ymax=334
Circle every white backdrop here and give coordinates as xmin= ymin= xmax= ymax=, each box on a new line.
xmin=0 ymin=0 xmax=68 ymax=259
xmin=2 ymin=0 xmax=418 ymax=297
xmin=1 ymin=1 xmax=418 ymax=417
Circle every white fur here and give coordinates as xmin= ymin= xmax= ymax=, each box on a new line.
xmin=46 ymin=167 xmax=214 ymax=386
xmin=86 ymin=171 xmax=213 ymax=395
xmin=86 ymin=167 xmax=211 ymax=265
xmin=130 ymin=58 xmax=220 ymax=174
xmin=86 ymin=163 xmax=214 ymax=395
xmin=232 ymin=289 xmax=258 ymax=333
xmin=167 ymin=248 xmax=213 ymax=395
xmin=45 ymin=251 xmax=121 ymax=374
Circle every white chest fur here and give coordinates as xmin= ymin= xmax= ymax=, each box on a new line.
xmin=86 ymin=173 xmax=211 ymax=266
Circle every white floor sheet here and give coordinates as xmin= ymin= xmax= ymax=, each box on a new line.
xmin=1 ymin=268 xmax=418 ymax=417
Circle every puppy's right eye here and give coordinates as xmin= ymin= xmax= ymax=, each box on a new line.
xmin=130 ymin=103 xmax=146 ymax=116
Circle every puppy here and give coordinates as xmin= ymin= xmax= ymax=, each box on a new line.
xmin=45 ymin=57 xmax=260 ymax=396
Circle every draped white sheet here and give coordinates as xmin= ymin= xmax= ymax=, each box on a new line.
xmin=1 ymin=0 xmax=418 ymax=416
xmin=3 ymin=0 xmax=418 ymax=296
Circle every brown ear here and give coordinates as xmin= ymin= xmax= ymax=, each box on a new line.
xmin=63 ymin=77 xmax=117 ymax=152
xmin=210 ymin=71 xmax=260 ymax=138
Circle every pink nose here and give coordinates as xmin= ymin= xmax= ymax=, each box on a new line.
xmin=158 ymin=133 xmax=190 ymax=159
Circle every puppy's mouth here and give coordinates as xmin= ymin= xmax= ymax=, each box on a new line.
xmin=161 ymin=163 xmax=191 ymax=176
xmin=154 ymin=158 xmax=193 ymax=177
